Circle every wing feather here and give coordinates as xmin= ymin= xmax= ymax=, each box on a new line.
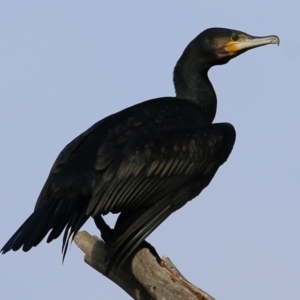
xmin=92 ymin=123 xmax=236 ymax=269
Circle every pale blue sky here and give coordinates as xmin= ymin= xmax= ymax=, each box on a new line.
xmin=0 ymin=2 xmax=298 ymax=299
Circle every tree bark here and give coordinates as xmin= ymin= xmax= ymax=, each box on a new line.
xmin=74 ymin=231 xmax=215 ymax=300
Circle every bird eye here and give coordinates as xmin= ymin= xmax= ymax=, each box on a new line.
xmin=232 ymin=33 xmax=239 ymax=41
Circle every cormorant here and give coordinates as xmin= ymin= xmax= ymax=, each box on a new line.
xmin=1 ymin=28 xmax=279 ymax=271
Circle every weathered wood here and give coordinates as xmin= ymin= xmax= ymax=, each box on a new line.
xmin=74 ymin=231 xmax=215 ymax=300
xmin=74 ymin=231 xmax=152 ymax=300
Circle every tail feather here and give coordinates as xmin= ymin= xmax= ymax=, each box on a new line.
xmin=47 ymin=199 xmax=75 ymax=242
xmin=1 ymin=218 xmax=31 ymax=253
xmin=22 ymin=202 xmax=58 ymax=251
xmin=62 ymin=211 xmax=89 ymax=260
xmin=1 ymin=198 xmax=89 ymax=257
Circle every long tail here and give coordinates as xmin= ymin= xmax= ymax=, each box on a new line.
xmin=1 ymin=199 xmax=89 ymax=258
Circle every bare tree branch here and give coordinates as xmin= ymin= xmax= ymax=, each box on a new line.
xmin=74 ymin=231 xmax=215 ymax=300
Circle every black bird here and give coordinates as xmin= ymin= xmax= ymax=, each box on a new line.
xmin=1 ymin=28 xmax=279 ymax=271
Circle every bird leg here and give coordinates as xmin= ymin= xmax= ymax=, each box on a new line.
xmin=93 ymin=214 xmax=114 ymax=243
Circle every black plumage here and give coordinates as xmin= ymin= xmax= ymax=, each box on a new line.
xmin=1 ymin=28 xmax=279 ymax=271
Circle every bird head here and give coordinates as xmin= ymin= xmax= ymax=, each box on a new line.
xmin=189 ymin=27 xmax=279 ymax=66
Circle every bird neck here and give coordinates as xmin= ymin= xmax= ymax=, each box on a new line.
xmin=173 ymin=61 xmax=217 ymax=123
